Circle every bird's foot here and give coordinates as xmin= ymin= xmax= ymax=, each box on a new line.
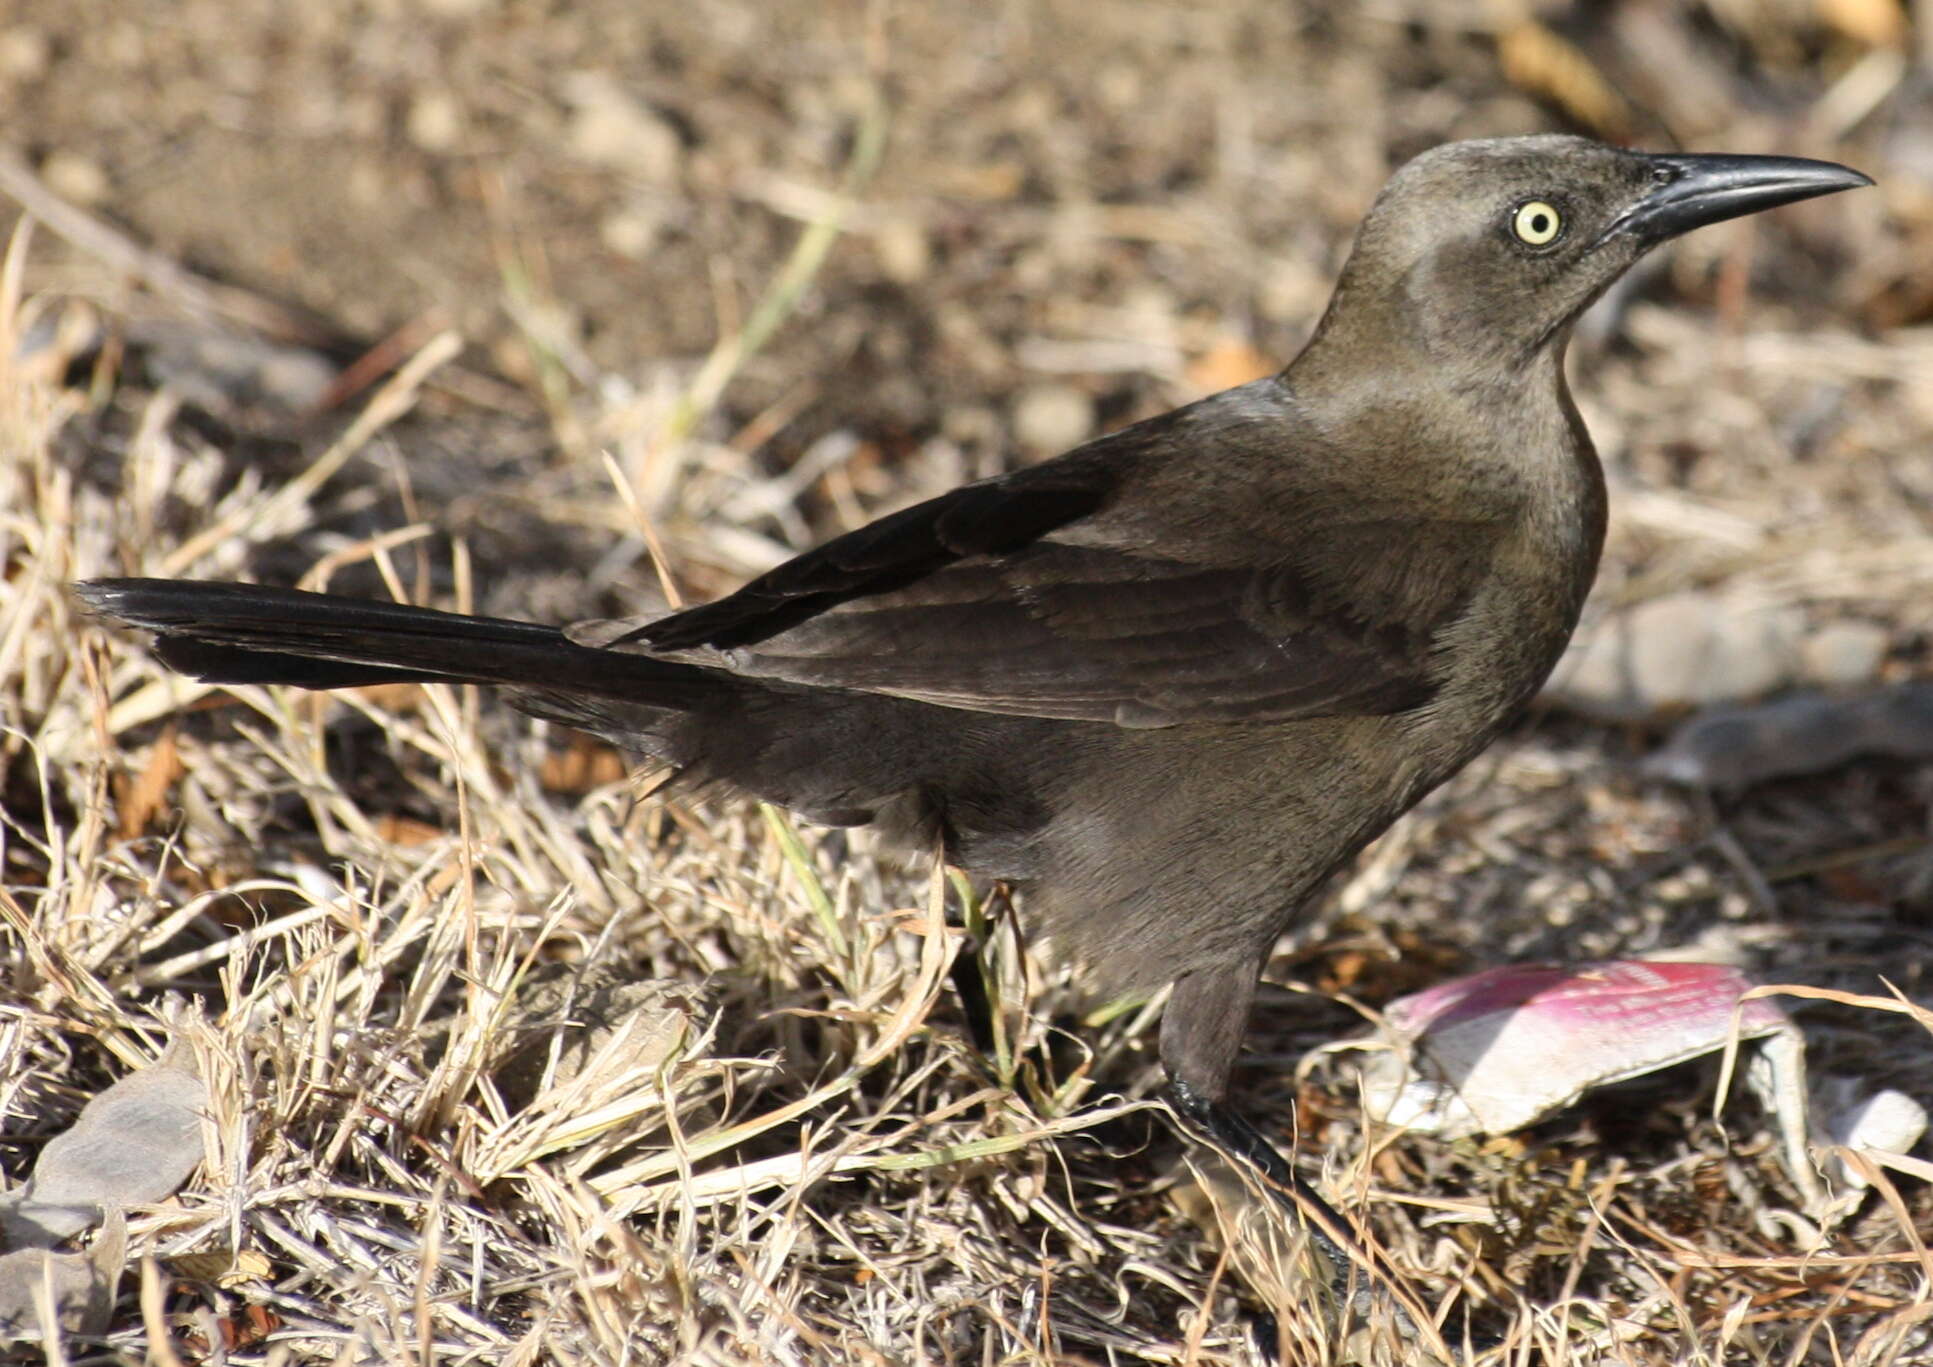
xmin=1162 ymin=1078 xmax=1357 ymax=1282
xmin=1162 ymin=1080 xmax=1458 ymax=1363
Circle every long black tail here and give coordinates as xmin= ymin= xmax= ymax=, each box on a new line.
xmin=75 ymin=578 xmax=718 ymax=705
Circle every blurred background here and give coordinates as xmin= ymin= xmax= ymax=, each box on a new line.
xmin=4 ymin=0 xmax=1924 ymax=557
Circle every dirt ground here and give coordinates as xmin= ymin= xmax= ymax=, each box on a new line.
xmin=5 ymin=1 xmax=1933 ymax=1363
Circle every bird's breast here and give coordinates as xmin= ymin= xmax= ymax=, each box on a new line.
xmin=1401 ymin=452 xmax=1606 ymax=779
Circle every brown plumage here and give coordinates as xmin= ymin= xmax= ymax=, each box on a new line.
xmin=78 ymin=137 xmax=1868 ymax=1240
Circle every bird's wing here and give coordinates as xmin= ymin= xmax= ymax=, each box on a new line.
xmin=586 ymin=384 xmax=1494 ymax=728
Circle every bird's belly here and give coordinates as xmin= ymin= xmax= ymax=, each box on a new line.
xmin=1010 ymin=716 xmax=1437 ymax=988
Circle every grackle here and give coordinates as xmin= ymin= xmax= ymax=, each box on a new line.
xmin=78 ymin=134 xmax=1870 ymax=1300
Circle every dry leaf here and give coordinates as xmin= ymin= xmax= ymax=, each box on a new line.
xmin=114 ymin=725 xmax=182 ymax=839
xmin=540 ymin=735 xmax=631 ymax=793
xmin=171 ymin=1247 xmax=273 ymax=1287
xmin=493 ymin=966 xmax=698 ymax=1110
xmin=1185 ymin=338 xmax=1275 ymax=394
xmin=1816 ymin=0 xmax=1907 ymax=46
xmin=181 ymin=1301 xmax=283 ymax=1353
xmin=1643 ymin=683 xmax=1933 ymax=788
xmin=376 ymin=813 xmax=445 ymax=846
xmin=1497 ymin=20 xmax=1633 ymax=140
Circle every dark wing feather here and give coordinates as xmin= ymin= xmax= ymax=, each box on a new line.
xmin=637 ymin=479 xmax=1106 ymax=651
xmin=666 ymin=539 xmax=1438 ymax=726
xmin=606 ymin=380 xmax=1488 ymax=728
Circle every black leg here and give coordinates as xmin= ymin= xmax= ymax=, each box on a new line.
xmin=1160 ymin=965 xmax=1448 ymax=1358
xmin=1161 ymin=1076 xmax=1357 ymax=1285
xmin=1163 ymin=1077 xmax=1454 ymax=1360
xmin=1158 ymin=961 xmax=1367 ymax=1309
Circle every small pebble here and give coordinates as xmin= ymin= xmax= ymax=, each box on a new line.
xmin=0 ymin=28 xmax=50 ymax=81
xmin=1011 ymin=383 xmax=1094 ymax=455
xmin=407 ymin=91 xmax=464 ymax=153
xmin=563 ymin=72 xmax=683 ymax=183
xmin=41 ymin=151 xmax=108 ymax=206
xmin=873 ymin=219 xmax=930 ymax=284
xmin=255 ymin=348 xmax=338 ymax=411
xmin=600 ymin=207 xmax=661 ymax=260
xmin=1800 ymin=620 xmax=1889 ymax=689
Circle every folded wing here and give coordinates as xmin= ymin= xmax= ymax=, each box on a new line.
xmin=589 ymin=386 xmax=1482 ymax=728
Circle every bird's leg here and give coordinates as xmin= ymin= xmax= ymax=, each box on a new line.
xmin=1160 ymin=1075 xmax=1356 ymax=1286
xmin=1162 ymin=969 xmax=1461 ymax=1360
xmin=1158 ymin=966 xmax=1359 ymax=1293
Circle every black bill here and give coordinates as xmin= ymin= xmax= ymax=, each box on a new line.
xmin=1611 ymin=151 xmax=1873 ymax=242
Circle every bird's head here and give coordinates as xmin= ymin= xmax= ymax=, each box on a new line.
xmin=1306 ymin=134 xmax=1871 ymax=379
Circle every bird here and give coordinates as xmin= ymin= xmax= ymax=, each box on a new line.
xmin=78 ymin=134 xmax=1870 ymax=1295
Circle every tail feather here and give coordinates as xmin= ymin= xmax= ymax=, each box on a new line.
xmin=75 ymin=578 xmax=717 ymax=706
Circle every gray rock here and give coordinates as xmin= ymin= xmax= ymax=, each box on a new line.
xmin=1644 ymin=682 xmax=1933 ymax=788
xmin=1547 ymin=592 xmax=1805 ymax=719
xmin=1800 ymin=620 xmax=1891 ymax=690
xmin=0 ymin=1060 xmax=205 ymax=1250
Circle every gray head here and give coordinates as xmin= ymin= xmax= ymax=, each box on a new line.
xmin=1306 ymin=134 xmax=1871 ymax=377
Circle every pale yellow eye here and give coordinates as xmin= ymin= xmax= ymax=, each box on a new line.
xmin=1512 ymin=200 xmax=1563 ymax=246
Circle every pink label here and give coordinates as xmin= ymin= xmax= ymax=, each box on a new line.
xmin=1390 ymin=961 xmax=1786 ymax=1041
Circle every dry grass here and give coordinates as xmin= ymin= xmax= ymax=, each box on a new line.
xmin=5 ymin=5 xmax=1933 ymax=1363
xmin=1 ymin=220 xmax=1226 ymax=1363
